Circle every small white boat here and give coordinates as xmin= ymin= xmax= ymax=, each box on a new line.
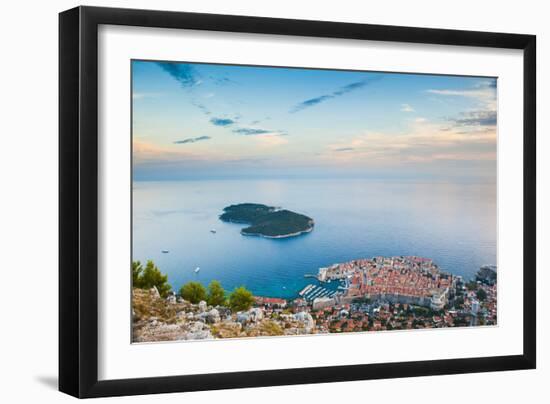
xmin=210 ymin=229 xmax=217 ymax=234
xmin=194 ymin=267 xmax=200 ymax=273
xmin=161 ymin=250 xmax=169 ymax=253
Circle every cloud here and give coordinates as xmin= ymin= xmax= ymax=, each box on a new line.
xmin=325 ymin=118 xmax=496 ymax=165
xmin=427 ymin=80 xmax=497 ymax=110
xmin=133 ymin=92 xmax=162 ymax=100
xmin=133 ymin=138 xmax=245 ymax=166
xmin=255 ymin=135 xmax=289 ymax=147
xmin=428 ymin=89 xmax=479 ymax=97
xmin=157 ymin=60 xmax=241 ymax=90
xmin=233 ymin=128 xmax=271 ymax=135
xmin=428 ymin=80 xmax=497 ymax=130
xmin=291 ymin=95 xmax=332 ymax=112
xmin=449 ymin=110 xmax=497 ymax=127
xmin=157 ymin=62 xmax=200 ymax=88
xmin=191 ymin=101 xmax=212 ymax=116
xmin=133 ymin=139 xmax=197 ymax=165
xmin=209 ymin=76 xmax=238 ymax=86
xmin=173 ymin=136 xmax=212 ymax=144
xmin=290 ymin=76 xmax=382 ymax=113
xmin=233 ymin=127 xmax=287 ymax=136
xmin=210 ymin=117 xmax=235 ymax=127
xmin=401 ymin=104 xmax=414 ymax=112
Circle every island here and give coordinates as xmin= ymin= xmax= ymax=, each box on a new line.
xmin=219 ymin=203 xmax=314 ymax=238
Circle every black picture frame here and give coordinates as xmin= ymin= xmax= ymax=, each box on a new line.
xmin=59 ymin=5 xmax=536 ymax=398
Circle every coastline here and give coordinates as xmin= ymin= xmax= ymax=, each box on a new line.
xmin=240 ymin=224 xmax=314 ymax=239
xmin=133 ymin=256 xmax=497 ymax=342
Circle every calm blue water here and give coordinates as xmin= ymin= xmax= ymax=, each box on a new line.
xmin=132 ymin=179 xmax=496 ymax=299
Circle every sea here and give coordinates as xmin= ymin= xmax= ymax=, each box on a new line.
xmin=132 ymin=179 xmax=496 ymax=299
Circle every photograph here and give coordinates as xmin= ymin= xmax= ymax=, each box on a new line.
xmin=131 ymin=60 xmax=498 ymax=343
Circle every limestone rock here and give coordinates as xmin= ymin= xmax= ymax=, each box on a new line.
xmin=248 ymin=307 xmax=264 ymax=322
xmin=149 ymin=286 xmax=160 ymax=299
xmin=236 ymin=312 xmax=250 ymax=324
xmin=206 ymin=308 xmax=220 ymax=324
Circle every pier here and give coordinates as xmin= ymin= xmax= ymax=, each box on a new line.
xmin=299 ymin=283 xmax=339 ymax=301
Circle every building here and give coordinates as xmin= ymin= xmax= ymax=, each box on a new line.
xmin=254 ymin=296 xmax=287 ymax=309
xmin=430 ymin=292 xmax=446 ymax=311
xmin=470 ymin=298 xmax=480 ymax=315
xmin=312 ymin=297 xmax=336 ymax=311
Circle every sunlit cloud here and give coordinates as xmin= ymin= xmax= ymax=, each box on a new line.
xmin=133 ymin=139 xmax=249 ymax=165
xmin=427 ymin=80 xmax=497 ymax=113
xmin=255 ymin=135 xmax=289 ymax=148
xmin=133 ymin=139 xmax=204 ymax=163
xmin=427 ymin=80 xmax=497 ymax=132
xmin=326 ymin=118 xmax=496 ymax=166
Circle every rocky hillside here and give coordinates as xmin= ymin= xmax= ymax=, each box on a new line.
xmin=132 ymin=287 xmax=315 ymax=342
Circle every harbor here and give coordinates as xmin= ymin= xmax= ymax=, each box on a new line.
xmin=299 ymin=282 xmax=342 ymax=302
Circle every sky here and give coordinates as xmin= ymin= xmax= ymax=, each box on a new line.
xmin=132 ymin=60 xmax=497 ymax=181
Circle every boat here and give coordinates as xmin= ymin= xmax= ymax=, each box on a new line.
xmin=161 ymin=250 xmax=169 ymax=253
xmin=210 ymin=229 xmax=217 ymax=234
xmin=194 ymin=267 xmax=200 ymax=273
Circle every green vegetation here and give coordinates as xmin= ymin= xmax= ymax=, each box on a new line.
xmin=466 ymin=280 xmax=478 ymax=291
xmin=476 ymin=266 xmax=497 ymax=285
xmin=411 ymin=305 xmax=442 ymax=318
xmin=207 ymin=280 xmax=226 ymax=306
xmin=132 ymin=260 xmax=172 ymax=297
xmin=259 ymin=321 xmax=284 ymax=336
xmin=228 ymin=286 xmax=255 ymax=311
xmin=133 ymin=260 xmax=255 ymax=312
xmin=180 ymin=282 xmax=207 ymax=304
xmin=132 ymin=288 xmax=178 ymax=324
xmin=219 ymin=203 xmax=275 ymax=223
xmin=476 ymin=288 xmax=488 ymax=301
xmin=219 ymin=203 xmax=314 ymax=238
xmin=178 ymin=280 xmax=254 ymax=311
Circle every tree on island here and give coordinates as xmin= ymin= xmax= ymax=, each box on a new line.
xmin=132 ymin=260 xmax=172 ymax=298
xmin=207 ymin=280 xmax=226 ymax=306
xmin=228 ymin=286 xmax=254 ymax=312
xmin=180 ymin=281 xmax=207 ymax=304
